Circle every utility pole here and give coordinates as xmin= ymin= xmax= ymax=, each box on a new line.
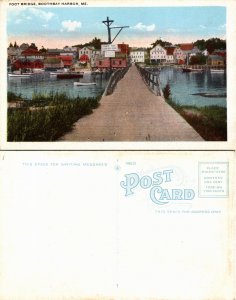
xmin=102 ymin=17 xmax=129 ymax=72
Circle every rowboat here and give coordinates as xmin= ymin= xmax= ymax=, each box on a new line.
xmin=8 ymin=73 xmax=32 ymax=78
xmin=74 ymin=82 xmax=96 ymax=86
xmin=210 ymin=69 xmax=225 ymax=73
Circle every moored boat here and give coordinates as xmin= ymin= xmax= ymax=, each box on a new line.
xmin=74 ymin=82 xmax=96 ymax=86
xmin=182 ymin=67 xmax=203 ymax=72
xmin=182 ymin=68 xmax=192 ymax=72
xmin=8 ymin=73 xmax=32 ymax=78
xmin=210 ymin=69 xmax=225 ymax=73
xmin=57 ymin=73 xmax=83 ymax=79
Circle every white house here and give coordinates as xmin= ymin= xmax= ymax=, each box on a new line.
xmin=78 ymin=46 xmax=95 ymax=60
xmin=150 ymin=45 xmax=166 ymax=63
xmin=130 ymin=49 xmax=146 ymax=63
xmin=173 ymin=47 xmax=185 ymax=63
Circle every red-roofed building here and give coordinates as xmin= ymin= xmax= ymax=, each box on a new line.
xmin=180 ymin=43 xmax=194 ymax=51
xmin=165 ymin=46 xmax=176 ymax=63
xmin=118 ymin=43 xmax=130 ymax=55
xmin=21 ymin=48 xmax=44 ymax=60
xmin=175 ymin=44 xmax=200 ymax=64
xmin=173 ymin=47 xmax=185 ymax=64
xmin=96 ymin=57 xmax=127 ymax=69
xmin=59 ymin=55 xmax=73 ymax=68
xmin=12 ymin=59 xmax=44 ymax=70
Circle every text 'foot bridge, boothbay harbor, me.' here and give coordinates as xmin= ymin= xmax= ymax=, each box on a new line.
xmin=61 ymin=64 xmax=203 ymax=141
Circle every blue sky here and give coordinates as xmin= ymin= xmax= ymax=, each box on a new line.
xmin=7 ymin=6 xmax=226 ymax=48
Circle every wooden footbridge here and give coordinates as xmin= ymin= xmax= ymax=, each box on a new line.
xmin=61 ymin=65 xmax=203 ymax=141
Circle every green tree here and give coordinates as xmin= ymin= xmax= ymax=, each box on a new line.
xmin=90 ymin=37 xmax=102 ymax=49
xmin=194 ymin=38 xmax=226 ymax=54
xmin=151 ymin=39 xmax=172 ymax=48
xmin=9 ymin=42 xmax=13 ymax=48
xmin=29 ymin=43 xmax=38 ymax=50
xmin=39 ymin=46 xmax=47 ymax=53
xmin=163 ymin=83 xmax=171 ymax=99
xmin=13 ymin=41 xmax=18 ymax=48
xmin=189 ymin=54 xmax=207 ymax=65
xmin=193 ymin=39 xmax=206 ymax=51
xmin=73 ymin=37 xmax=103 ymax=50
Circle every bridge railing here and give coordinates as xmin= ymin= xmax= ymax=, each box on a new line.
xmin=103 ymin=66 xmax=130 ymax=96
xmin=136 ymin=64 xmax=163 ymax=97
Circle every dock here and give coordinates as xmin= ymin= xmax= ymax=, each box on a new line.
xmin=61 ymin=65 xmax=203 ymax=141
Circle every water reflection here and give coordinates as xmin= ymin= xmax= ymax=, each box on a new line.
xmin=8 ymin=72 xmax=108 ymax=100
xmin=159 ymin=67 xmax=226 ymax=107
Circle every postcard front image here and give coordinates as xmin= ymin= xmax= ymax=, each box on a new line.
xmin=1 ymin=0 xmax=235 ymax=150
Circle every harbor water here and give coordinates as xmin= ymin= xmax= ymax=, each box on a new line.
xmin=159 ymin=67 xmax=226 ymax=107
xmin=8 ymin=67 xmax=226 ymax=108
xmin=8 ymin=72 xmax=109 ymax=100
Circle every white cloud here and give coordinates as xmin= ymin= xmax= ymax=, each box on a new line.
xmin=132 ymin=22 xmax=155 ymax=32
xmin=218 ymin=24 xmax=226 ymax=30
xmin=8 ymin=7 xmax=54 ymax=22
xmin=15 ymin=19 xmax=22 ymax=24
xmin=61 ymin=20 xmax=82 ymax=32
xmin=28 ymin=8 xmax=55 ymax=22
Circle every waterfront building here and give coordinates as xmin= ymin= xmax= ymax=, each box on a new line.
xmin=90 ymin=50 xmax=102 ymax=68
xmin=78 ymin=46 xmax=95 ymax=60
xmin=130 ymin=48 xmax=146 ymax=63
xmin=173 ymin=47 xmax=185 ymax=64
xmin=20 ymin=48 xmax=45 ymax=60
xmin=150 ymin=44 xmax=167 ymax=64
xmin=96 ymin=54 xmax=127 ymax=69
xmin=207 ymin=55 xmax=225 ymax=66
xmin=179 ymin=43 xmax=200 ymax=64
xmin=59 ymin=55 xmax=73 ymax=68
xmin=118 ymin=43 xmax=130 ymax=55
xmin=7 ymin=47 xmax=22 ymax=63
xmin=165 ymin=46 xmax=176 ymax=63
xmin=47 ymin=49 xmax=64 ymax=57
xmin=44 ymin=57 xmax=63 ymax=69
xmin=63 ymin=46 xmax=77 ymax=52
xmin=12 ymin=58 xmax=44 ymax=70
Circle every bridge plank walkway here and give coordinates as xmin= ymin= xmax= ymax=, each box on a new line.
xmin=61 ymin=65 xmax=203 ymax=141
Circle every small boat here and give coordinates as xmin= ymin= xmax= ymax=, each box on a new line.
xmin=8 ymin=73 xmax=32 ymax=78
xmin=57 ymin=73 xmax=83 ymax=79
xmin=33 ymin=68 xmax=45 ymax=73
xmin=22 ymin=72 xmax=35 ymax=75
xmin=74 ymin=82 xmax=96 ymax=86
xmin=192 ymin=92 xmax=226 ymax=98
xmin=182 ymin=68 xmax=192 ymax=73
xmin=50 ymin=69 xmax=68 ymax=76
xmin=210 ymin=69 xmax=225 ymax=73
xmin=189 ymin=68 xmax=204 ymax=72
xmin=182 ymin=67 xmax=203 ymax=72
